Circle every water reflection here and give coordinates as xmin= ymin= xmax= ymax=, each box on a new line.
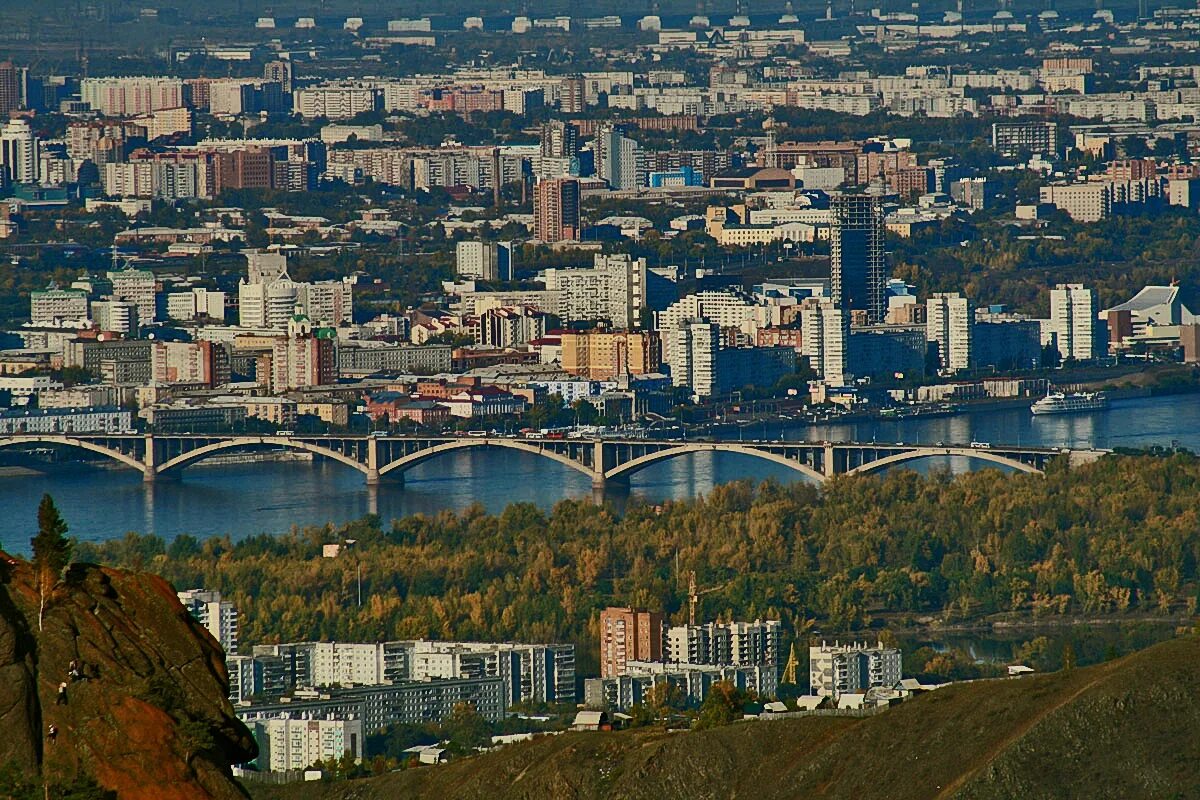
xmin=1 ymin=394 xmax=1198 ymax=551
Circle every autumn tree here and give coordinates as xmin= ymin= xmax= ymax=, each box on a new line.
xmin=31 ymin=494 xmax=71 ymax=631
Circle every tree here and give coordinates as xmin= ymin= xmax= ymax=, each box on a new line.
xmin=443 ymin=703 xmax=491 ymax=752
xmin=694 ymin=681 xmax=753 ymax=730
xmin=31 ymin=495 xmax=71 ymax=631
xmin=1061 ymin=641 xmax=1077 ymax=672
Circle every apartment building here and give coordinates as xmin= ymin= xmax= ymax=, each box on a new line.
xmin=926 ymin=292 xmax=973 ymax=373
xmin=177 ymin=589 xmax=239 ymax=654
xmin=600 ymin=607 xmax=665 ymax=678
xmin=809 ymin=641 xmax=902 ymax=698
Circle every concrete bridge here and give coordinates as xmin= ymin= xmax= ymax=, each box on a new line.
xmin=0 ymin=433 xmax=1108 ymax=489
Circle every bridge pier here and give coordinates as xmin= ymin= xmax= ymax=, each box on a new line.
xmin=365 ymin=469 xmax=403 ymax=487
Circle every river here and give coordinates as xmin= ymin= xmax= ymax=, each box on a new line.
xmin=0 ymin=393 xmax=1197 ymax=552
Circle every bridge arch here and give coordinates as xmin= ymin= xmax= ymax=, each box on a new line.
xmin=604 ymin=443 xmax=826 ymax=484
xmin=0 ymin=435 xmax=147 ymax=475
xmin=155 ymin=437 xmax=369 ymax=477
xmin=847 ymin=448 xmax=1042 ymax=477
xmin=378 ymin=438 xmax=596 ymax=479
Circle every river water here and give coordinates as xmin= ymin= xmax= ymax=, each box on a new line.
xmin=1 ymin=394 xmax=1197 ymax=552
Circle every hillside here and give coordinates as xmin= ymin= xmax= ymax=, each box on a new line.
xmin=250 ymin=636 xmax=1200 ymax=800
xmin=0 ymin=552 xmax=256 ymax=799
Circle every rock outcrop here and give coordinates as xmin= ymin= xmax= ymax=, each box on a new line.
xmin=0 ymin=553 xmax=255 ymax=799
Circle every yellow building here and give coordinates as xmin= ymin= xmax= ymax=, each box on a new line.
xmin=560 ymin=329 xmax=661 ymax=379
xmin=296 ymin=399 xmax=351 ymax=427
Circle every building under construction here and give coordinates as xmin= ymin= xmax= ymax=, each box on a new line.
xmin=830 ymin=193 xmax=887 ymax=324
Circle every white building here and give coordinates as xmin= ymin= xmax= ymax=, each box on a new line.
xmin=596 ymin=125 xmax=642 ymax=190
xmin=0 ymin=375 xmax=63 ymax=405
xmin=81 ymin=76 xmax=184 ymax=116
xmin=239 ymin=280 xmax=300 ymax=329
xmin=294 ymin=86 xmax=378 ymax=120
xmin=90 ymin=300 xmax=138 ymax=334
xmin=30 ymin=288 xmax=89 ymax=328
xmin=809 ymin=640 xmax=902 ymax=698
xmin=407 ymin=640 xmax=576 ymax=706
xmin=177 ymin=589 xmax=239 ymax=654
xmin=254 ymin=715 xmax=363 ymax=773
xmin=669 ymin=318 xmax=718 ymax=397
xmin=1 ymin=119 xmax=39 ymax=185
xmin=655 ymin=289 xmax=772 ymax=366
xmin=456 ymin=240 xmax=516 ymax=281
xmin=311 ymin=642 xmax=409 ymax=687
xmin=541 ymin=253 xmax=649 ymax=329
xmin=301 ymin=280 xmax=354 ymax=327
xmin=0 ymin=407 xmax=132 ymax=434
xmin=665 ymin=619 xmax=781 ymax=669
xmin=109 ymin=268 xmax=157 ymax=324
xmin=801 ymin=299 xmax=848 ymax=386
xmin=926 ymin=292 xmax=973 ymax=373
xmin=166 ymin=288 xmax=226 ymax=321
xmin=1048 ymin=283 xmax=1103 ymax=361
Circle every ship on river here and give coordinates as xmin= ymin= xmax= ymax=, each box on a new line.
xmin=1031 ymin=392 xmax=1110 ymax=416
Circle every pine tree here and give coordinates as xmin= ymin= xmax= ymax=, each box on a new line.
xmin=31 ymin=494 xmax=71 ymax=631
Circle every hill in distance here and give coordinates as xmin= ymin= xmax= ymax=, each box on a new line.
xmin=252 ymin=635 xmax=1200 ymax=800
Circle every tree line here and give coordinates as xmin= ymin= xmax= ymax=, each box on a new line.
xmin=71 ymin=454 xmax=1200 ymax=677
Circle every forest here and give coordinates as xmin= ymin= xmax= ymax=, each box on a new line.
xmin=69 ymin=453 xmax=1200 ymax=676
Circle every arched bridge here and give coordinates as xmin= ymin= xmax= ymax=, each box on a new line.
xmin=0 ymin=433 xmax=1108 ymax=488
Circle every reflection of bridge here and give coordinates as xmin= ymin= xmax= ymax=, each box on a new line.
xmin=0 ymin=434 xmax=1108 ymax=488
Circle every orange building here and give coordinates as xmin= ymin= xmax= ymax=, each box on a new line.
xmin=560 ymin=329 xmax=661 ymax=379
xmin=599 ymin=606 xmax=664 ymax=678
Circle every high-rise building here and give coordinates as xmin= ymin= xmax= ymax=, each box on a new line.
xmin=81 ymin=76 xmax=184 ymax=116
xmin=0 ymin=118 xmax=38 ymax=185
xmin=541 ymin=253 xmax=653 ymax=329
xmin=263 ymin=60 xmax=294 ymax=93
xmin=540 ymin=119 xmax=579 ymax=159
xmin=240 ymin=280 xmax=300 ymax=329
xmin=271 ymin=312 xmax=338 ymax=391
xmin=177 ymin=589 xmax=239 ymax=654
xmin=300 ymin=280 xmax=354 ymax=327
xmin=534 ymin=178 xmax=580 ymax=242
xmin=655 ymin=289 xmax=770 ymax=367
xmin=0 ymin=62 xmax=21 ymax=117
xmin=802 ymin=298 xmax=848 ymax=386
xmin=596 ymin=125 xmax=642 ymax=190
xmin=108 ymin=268 xmax=157 ymax=323
xmin=991 ymin=121 xmax=1059 ymax=158
xmin=89 ymin=300 xmax=138 ymax=335
xmin=477 ymin=306 xmax=552 ymax=347
xmin=669 ymin=318 xmax=719 ymax=395
xmin=809 ymin=641 xmax=902 ymax=698
xmin=600 ymin=606 xmax=664 ymax=678
xmin=926 ymin=292 xmax=973 ymax=373
xmin=151 ymin=340 xmax=231 ymax=387
xmin=1049 ymin=283 xmax=1103 ymax=362
xmin=560 ymin=329 xmax=662 ymax=379
xmin=559 ymin=76 xmax=585 ymax=114
xmin=665 ymin=620 xmax=782 ymax=670
xmin=456 ymin=240 xmax=516 ymax=281
xmin=830 ymin=194 xmax=886 ymax=323
xmin=245 ymin=249 xmax=290 ymax=284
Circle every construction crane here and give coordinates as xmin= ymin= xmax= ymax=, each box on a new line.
xmin=687 ymin=570 xmax=729 ymax=626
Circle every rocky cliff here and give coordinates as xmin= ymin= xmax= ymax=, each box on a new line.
xmin=0 ymin=552 xmax=255 ymax=799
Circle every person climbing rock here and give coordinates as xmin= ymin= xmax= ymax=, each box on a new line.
xmin=56 ymin=681 xmax=68 ymax=705
xmin=47 ymin=724 xmax=57 ymax=743
xmin=69 ymin=660 xmax=82 ymax=681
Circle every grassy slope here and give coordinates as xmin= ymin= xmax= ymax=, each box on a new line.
xmin=250 ymin=637 xmax=1200 ymax=800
